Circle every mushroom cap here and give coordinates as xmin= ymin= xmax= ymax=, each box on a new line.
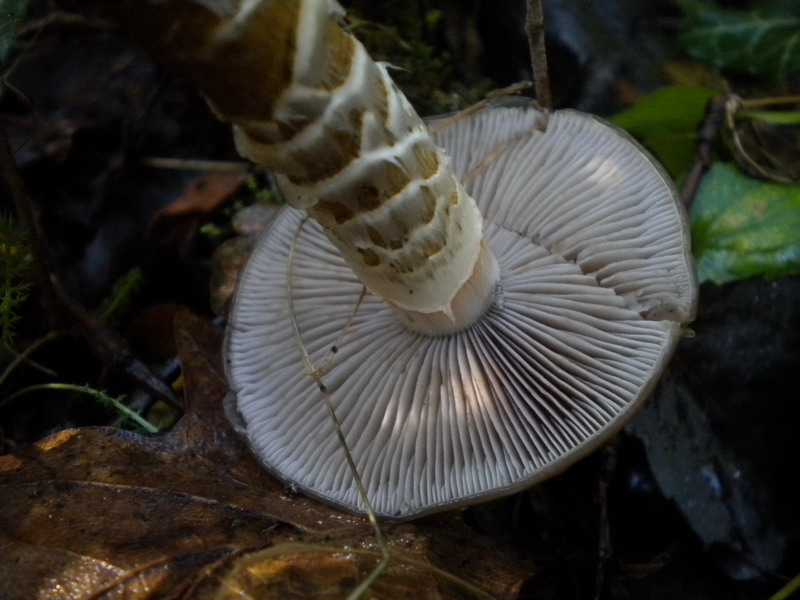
xmin=225 ymin=104 xmax=697 ymax=520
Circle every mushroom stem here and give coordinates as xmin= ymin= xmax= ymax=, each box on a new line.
xmin=392 ymin=239 xmax=499 ymax=335
xmin=225 ymin=0 xmax=499 ymax=330
xmin=91 ymin=0 xmax=500 ymax=333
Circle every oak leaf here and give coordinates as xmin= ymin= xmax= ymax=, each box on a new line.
xmin=0 ymin=309 xmax=533 ymax=599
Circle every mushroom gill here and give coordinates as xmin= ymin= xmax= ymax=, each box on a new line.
xmin=226 ymin=105 xmax=697 ymax=519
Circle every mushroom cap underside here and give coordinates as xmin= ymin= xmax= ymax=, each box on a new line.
xmin=225 ymin=105 xmax=698 ymax=520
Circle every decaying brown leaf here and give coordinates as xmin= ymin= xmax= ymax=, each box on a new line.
xmin=210 ymin=203 xmax=283 ymax=316
xmin=0 ymin=310 xmax=533 ymax=599
xmin=150 ymin=171 xmax=248 ymax=228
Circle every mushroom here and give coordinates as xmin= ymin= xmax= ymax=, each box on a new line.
xmin=79 ymin=0 xmax=695 ymax=519
xmin=226 ymin=101 xmax=697 ymax=520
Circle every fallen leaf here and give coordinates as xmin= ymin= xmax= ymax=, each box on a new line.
xmin=210 ymin=203 xmax=282 ymax=316
xmin=690 ymin=162 xmax=800 ymax=284
xmin=125 ymin=302 xmax=182 ymax=362
xmin=0 ymin=309 xmax=533 ymax=599
xmin=150 ymin=171 xmax=248 ymax=226
xmin=611 ymin=85 xmax=716 ymax=181
xmin=210 ymin=236 xmax=255 ymax=317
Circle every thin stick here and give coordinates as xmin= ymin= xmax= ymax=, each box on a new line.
xmin=286 ymin=219 xmax=390 ymax=599
xmin=526 ymin=0 xmax=553 ymax=113
xmin=1 ymin=135 xmax=182 ymax=410
xmin=428 ymin=81 xmax=532 ymax=136
xmin=725 ymin=96 xmax=797 ymax=184
xmin=593 ymin=438 xmax=619 ymax=600
xmin=770 ymin=571 xmax=800 ymax=600
xmin=141 ymin=157 xmax=252 ymax=172
xmin=250 ymin=542 xmax=497 ymax=600
xmin=681 ymin=95 xmax=727 ymax=209
xmin=48 ymin=276 xmax=183 ymax=410
xmin=0 ymin=331 xmax=61 ymax=388
xmin=740 ymin=95 xmax=800 ymax=109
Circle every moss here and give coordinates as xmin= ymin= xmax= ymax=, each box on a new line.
xmin=0 ymin=214 xmax=31 ymax=357
xmin=345 ymin=2 xmax=490 ymax=115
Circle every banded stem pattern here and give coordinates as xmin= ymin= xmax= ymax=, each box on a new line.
xmin=219 ymin=0 xmax=498 ymax=330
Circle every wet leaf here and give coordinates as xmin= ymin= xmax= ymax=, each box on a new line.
xmin=210 ymin=203 xmax=282 ymax=317
xmin=0 ymin=309 xmax=532 ymax=599
xmin=678 ymin=0 xmax=800 ymax=82
xmin=612 ymin=85 xmax=716 ymax=180
xmin=149 ymin=171 xmax=248 ymax=229
xmin=210 ymin=235 xmax=256 ymax=317
xmin=0 ymin=0 xmax=27 ymax=64
xmin=690 ymin=162 xmax=800 ymax=283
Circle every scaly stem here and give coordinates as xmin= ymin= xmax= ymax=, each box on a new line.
xmin=228 ymin=0 xmax=499 ymax=328
xmin=76 ymin=0 xmax=500 ymax=334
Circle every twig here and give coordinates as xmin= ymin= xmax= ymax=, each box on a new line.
xmin=594 ymin=437 xmax=620 ymax=600
xmin=141 ymin=157 xmax=253 ymax=172
xmin=0 ymin=331 xmax=61 ymax=388
xmin=680 ymin=95 xmax=727 ymax=209
xmin=770 ymin=571 xmax=800 ymax=600
xmin=287 ymin=218 xmax=390 ymax=600
xmin=50 ymin=276 xmax=182 ymax=410
xmin=428 ymin=81 xmax=532 ymax=136
xmin=739 ymin=95 xmax=800 ymax=109
xmin=1 ymin=134 xmax=181 ymax=411
xmin=526 ymin=0 xmax=553 ymax=113
xmin=725 ymin=95 xmax=797 ymax=184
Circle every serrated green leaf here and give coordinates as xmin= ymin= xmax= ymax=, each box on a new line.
xmin=612 ymin=86 xmax=716 ymax=181
xmin=678 ymin=0 xmax=800 ymax=82
xmin=0 ymin=0 xmax=27 ymax=65
xmin=690 ymin=162 xmax=800 ymax=284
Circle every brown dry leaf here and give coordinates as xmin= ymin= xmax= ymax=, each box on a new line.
xmin=0 ymin=310 xmax=533 ymax=599
xmin=147 ymin=170 xmax=249 ymax=250
xmin=210 ymin=203 xmax=284 ymax=316
xmin=151 ymin=171 xmax=248 ymax=225
xmin=209 ymin=235 xmax=258 ymax=318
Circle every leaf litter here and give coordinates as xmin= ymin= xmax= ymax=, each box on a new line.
xmin=0 ymin=309 xmax=533 ymax=599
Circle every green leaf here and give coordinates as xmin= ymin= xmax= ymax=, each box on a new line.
xmin=678 ymin=0 xmax=800 ymax=82
xmin=0 ymin=0 xmax=27 ymax=65
xmin=690 ymin=162 xmax=800 ymax=284
xmin=612 ymin=86 xmax=716 ymax=181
